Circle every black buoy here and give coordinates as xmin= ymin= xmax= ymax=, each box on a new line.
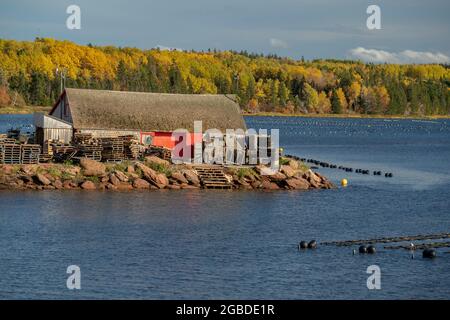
xmin=308 ymin=240 xmax=317 ymax=249
xmin=359 ymin=245 xmax=368 ymax=254
xmin=367 ymin=245 xmax=376 ymax=254
xmin=299 ymin=241 xmax=308 ymax=250
xmin=422 ymin=248 xmax=437 ymax=259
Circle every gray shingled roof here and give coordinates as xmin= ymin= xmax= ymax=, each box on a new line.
xmin=62 ymin=88 xmax=246 ymax=132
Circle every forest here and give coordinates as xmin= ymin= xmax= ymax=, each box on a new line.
xmin=0 ymin=38 xmax=449 ymax=116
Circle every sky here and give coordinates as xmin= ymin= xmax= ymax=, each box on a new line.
xmin=1 ymin=0 xmax=449 ymax=63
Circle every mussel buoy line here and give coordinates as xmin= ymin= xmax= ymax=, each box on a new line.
xmin=308 ymin=240 xmax=317 ymax=249
xmin=284 ymin=155 xmax=393 ymax=178
xmin=367 ymin=245 xmax=376 ymax=254
xmin=299 ymin=241 xmax=308 ymax=249
xmin=359 ymin=245 xmax=368 ymax=254
xmin=422 ymin=248 xmax=437 ymax=259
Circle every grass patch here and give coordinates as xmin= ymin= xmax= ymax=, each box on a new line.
xmin=279 ymin=157 xmax=290 ymax=166
xmin=236 ymin=167 xmax=257 ymax=180
xmin=106 ymin=161 xmax=132 ymax=173
xmin=60 ymin=171 xmax=73 ymax=181
xmin=147 ymin=162 xmax=172 ymax=176
xmin=85 ymin=176 xmax=99 ymax=183
xmin=72 ymin=173 xmax=85 ymax=185
xmin=134 ymin=166 xmax=143 ymax=178
xmin=47 ymin=166 xmax=61 ymax=178
xmin=10 ymin=165 xmax=21 ymax=174
xmin=63 ymin=159 xmax=74 ymax=167
xmin=298 ymin=162 xmax=310 ymax=173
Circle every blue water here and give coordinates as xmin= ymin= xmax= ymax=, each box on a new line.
xmin=0 ymin=115 xmax=449 ymax=299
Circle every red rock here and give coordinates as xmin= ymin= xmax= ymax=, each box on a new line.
xmin=281 ymin=165 xmax=295 ymax=178
xmin=81 ymin=181 xmax=96 ymax=190
xmin=181 ymin=169 xmax=200 ymax=186
xmin=114 ymin=171 xmax=129 ymax=182
xmin=251 ymin=181 xmax=261 ymax=189
xmin=80 ymin=158 xmax=106 ymax=176
xmin=36 ymin=173 xmax=51 ymax=186
xmin=62 ymin=180 xmax=72 ymax=189
xmin=145 ymin=155 xmax=170 ymax=167
xmin=109 ymin=173 xmax=121 ymax=186
xmin=171 ymin=171 xmax=189 ymax=184
xmin=268 ymin=171 xmax=286 ymax=182
xmin=116 ymin=183 xmax=133 ymax=191
xmin=286 ymin=177 xmax=310 ymax=190
xmin=262 ymin=180 xmax=280 ymax=190
xmin=133 ymin=178 xmax=150 ymax=189
xmin=53 ymin=180 xmax=63 ymax=189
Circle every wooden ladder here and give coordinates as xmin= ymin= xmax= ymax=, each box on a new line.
xmin=194 ymin=166 xmax=233 ymax=189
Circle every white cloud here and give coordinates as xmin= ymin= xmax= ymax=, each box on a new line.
xmin=349 ymin=47 xmax=450 ymax=64
xmin=155 ymin=44 xmax=183 ymax=51
xmin=269 ymin=38 xmax=288 ymax=49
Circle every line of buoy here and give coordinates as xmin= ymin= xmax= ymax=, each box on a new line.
xmin=384 ymin=241 xmax=450 ymax=250
xmin=321 ymin=233 xmax=450 ymax=246
xmin=287 ymin=155 xmax=394 ymax=179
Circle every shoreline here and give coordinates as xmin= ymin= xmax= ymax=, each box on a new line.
xmin=0 ymin=156 xmax=334 ymax=192
xmin=0 ymin=106 xmax=52 ymax=115
xmin=1 ymin=107 xmax=449 ymax=120
xmin=243 ymin=112 xmax=450 ymax=120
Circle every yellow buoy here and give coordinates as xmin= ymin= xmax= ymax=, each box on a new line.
xmin=341 ymin=179 xmax=348 ymax=187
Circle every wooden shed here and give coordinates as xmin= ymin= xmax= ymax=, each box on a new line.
xmin=33 ymin=113 xmax=73 ymax=145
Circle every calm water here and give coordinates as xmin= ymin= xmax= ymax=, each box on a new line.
xmin=0 ymin=115 xmax=449 ymax=299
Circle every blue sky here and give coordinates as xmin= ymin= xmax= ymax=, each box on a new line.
xmin=1 ymin=0 xmax=449 ymax=63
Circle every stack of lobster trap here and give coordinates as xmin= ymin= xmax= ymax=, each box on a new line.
xmin=0 ymin=136 xmax=42 ymax=164
xmin=21 ymin=145 xmax=41 ymax=164
xmin=1 ymin=142 xmax=22 ymax=164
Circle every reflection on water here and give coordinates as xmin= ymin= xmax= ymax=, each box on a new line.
xmin=0 ymin=115 xmax=449 ymax=299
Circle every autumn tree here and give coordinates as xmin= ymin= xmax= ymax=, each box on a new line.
xmin=303 ymin=83 xmax=319 ymax=112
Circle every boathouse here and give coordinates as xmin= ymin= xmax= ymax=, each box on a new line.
xmin=35 ymin=88 xmax=246 ymax=149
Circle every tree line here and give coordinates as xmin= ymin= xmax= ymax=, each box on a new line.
xmin=0 ymin=38 xmax=449 ymax=116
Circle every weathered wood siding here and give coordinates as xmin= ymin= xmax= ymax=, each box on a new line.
xmin=51 ymin=94 xmax=73 ymax=123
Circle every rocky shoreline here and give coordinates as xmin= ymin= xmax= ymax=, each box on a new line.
xmin=0 ymin=156 xmax=334 ymax=191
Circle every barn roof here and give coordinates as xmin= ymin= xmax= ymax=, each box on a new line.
xmin=56 ymin=88 xmax=246 ymax=132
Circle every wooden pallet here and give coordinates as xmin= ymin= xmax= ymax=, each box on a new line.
xmin=147 ymin=146 xmax=172 ymax=161
xmin=21 ymin=144 xmax=41 ymax=164
xmin=98 ymin=138 xmax=124 ymax=161
xmin=74 ymin=133 xmax=94 ymax=145
xmin=39 ymin=153 xmax=53 ymax=163
xmin=194 ymin=166 xmax=232 ymax=189
xmin=2 ymin=144 xmax=21 ymax=164
xmin=0 ymin=138 xmax=19 ymax=144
